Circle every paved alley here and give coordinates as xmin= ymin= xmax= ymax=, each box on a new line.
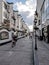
xmin=0 ymin=37 xmax=33 ymax=65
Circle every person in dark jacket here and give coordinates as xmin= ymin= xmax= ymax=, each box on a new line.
xmin=11 ymin=30 xmax=16 ymax=47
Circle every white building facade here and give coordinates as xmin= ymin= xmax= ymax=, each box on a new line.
xmin=0 ymin=0 xmax=16 ymax=30
xmin=0 ymin=0 xmax=29 ymax=43
xmin=0 ymin=0 xmax=15 ymax=43
xmin=37 ymin=0 xmax=49 ymax=42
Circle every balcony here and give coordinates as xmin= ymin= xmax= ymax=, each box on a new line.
xmin=4 ymin=2 xmax=7 ymax=10
xmin=7 ymin=5 xmax=10 ymax=13
xmin=2 ymin=19 xmax=10 ymax=30
xmin=3 ymin=2 xmax=10 ymax=14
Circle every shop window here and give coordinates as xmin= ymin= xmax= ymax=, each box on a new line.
xmin=0 ymin=31 xmax=9 ymax=40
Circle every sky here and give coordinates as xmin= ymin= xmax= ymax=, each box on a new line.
xmin=7 ymin=0 xmax=36 ymax=31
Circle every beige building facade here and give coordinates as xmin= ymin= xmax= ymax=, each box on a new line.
xmin=0 ymin=0 xmax=29 ymax=32
xmin=0 ymin=0 xmax=15 ymax=30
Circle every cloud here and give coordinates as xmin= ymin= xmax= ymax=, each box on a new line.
xmin=28 ymin=25 xmax=33 ymax=32
xmin=13 ymin=0 xmax=36 ymax=29
xmin=25 ymin=23 xmax=33 ymax=32
xmin=14 ymin=0 xmax=36 ymax=17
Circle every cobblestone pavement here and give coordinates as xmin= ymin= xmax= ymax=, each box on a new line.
xmin=0 ymin=37 xmax=33 ymax=65
xmin=33 ymin=38 xmax=49 ymax=65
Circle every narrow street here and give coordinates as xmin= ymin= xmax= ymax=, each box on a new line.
xmin=0 ymin=37 xmax=33 ymax=65
xmin=0 ymin=35 xmax=49 ymax=65
xmin=0 ymin=0 xmax=49 ymax=65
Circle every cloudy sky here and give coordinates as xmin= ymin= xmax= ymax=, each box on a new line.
xmin=7 ymin=0 xmax=36 ymax=31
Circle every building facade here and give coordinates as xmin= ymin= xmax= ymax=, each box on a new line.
xmin=0 ymin=0 xmax=29 ymax=43
xmin=0 ymin=0 xmax=15 ymax=30
xmin=22 ymin=21 xmax=29 ymax=34
xmin=13 ymin=10 xmax=29 ymax=36
xmin=37 ymin=0 xmax=49 ymax=42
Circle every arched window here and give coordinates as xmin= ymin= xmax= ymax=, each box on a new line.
xmin=0 ymin=31 xmax=9 ymax=40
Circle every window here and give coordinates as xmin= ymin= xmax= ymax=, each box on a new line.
xmin=41 ymin=5 xmax=44 ymax=14
xmin=47 ymin=0 xmax=49 ymax=7
xmin=4 ymin=12 xmax=7 ymax=18
xmin=0 ymin=31 xmax=9 ymax=40
xmin=44 ymin=0 xmax=49 ymax=11
xmin=4 ymin=2 xmax=7 ymax=9
xmin=7 ymin=5 xmax=10 ymax=13
xmin=44 ymin=0 xmax=46 ymax=11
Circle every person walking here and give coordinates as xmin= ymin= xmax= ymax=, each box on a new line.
xmin=11 ymin=29 xmax=16 ymax=47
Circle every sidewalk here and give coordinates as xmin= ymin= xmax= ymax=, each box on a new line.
xmin=0 ymin=35 xmax=26 ymax=46
xmin=33 ymin=38 xmax=49 ymax=65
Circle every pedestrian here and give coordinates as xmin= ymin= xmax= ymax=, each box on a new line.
xmin=11 ymin=29 xmax=16 ymax=47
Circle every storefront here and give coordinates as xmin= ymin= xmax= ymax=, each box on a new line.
xmin=0 ymin=28 xmax=12 ymax=44
xmin=42 ymin=25 xmax=49 ymax=43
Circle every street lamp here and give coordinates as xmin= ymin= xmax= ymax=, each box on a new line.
xmin=34 ymin=10 xmax=38 ymax=50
